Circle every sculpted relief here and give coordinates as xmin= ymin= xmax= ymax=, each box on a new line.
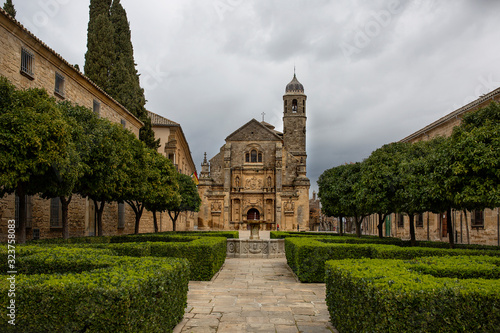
xmin=244 ymin=176 xmax=263 ymax=190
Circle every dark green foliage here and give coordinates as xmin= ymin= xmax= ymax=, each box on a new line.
xmin=286 ymin=237 xmax=500 ymax=283
xmin=84 ymin=0 xmax=159 ymax=149
xmin=0 ymin=247 xmax=189 ymax=332
xmin=450 ymin=101 xmax=500 ymax=211
xmin=0 ymin=78 xmax=71 ymax=243
xmin=76 ymin=119 xmax=135 ymax=236
xmin=3 ymin=0 xmax=16 ymax=18
xmin=26 ymin=233 xmax=227 ymax=281
xmin=84 ymin=0 xmax=114 ymax=92
xmin=326 ymin=256 xmax=500 ymax=332
xmin=318 ymin=162 xmax=369 ymax=237
xmin=165 ymin=173 xmax=202 ymax=231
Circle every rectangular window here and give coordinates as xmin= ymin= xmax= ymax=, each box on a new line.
xmin=121 ymin=119 xmax=126 ymax=129
xmin=93 ymin=100 xmax=101 ymax=118
xmin=50 ymin=197 xmax=62 ymax=228
xmin=15 ymin=195 xmax=33 ymax=229
xmin=118 ymin=203 xmax=125 ymax=229
xmin=398 ymin=214 xmax=404 ymax=228
xmin=471 ymin=210 xmax=484 ymax=228
xmin=20 ymin=48 xmax=35 ymax=79
xmin=416 ymin=213 xmax=424 ymax=228
xmin=54 ymin=72 xmax=65 ymax=98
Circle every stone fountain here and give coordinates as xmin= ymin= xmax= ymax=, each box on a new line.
xmin=226 ymin=221 xmax=285 ymax=258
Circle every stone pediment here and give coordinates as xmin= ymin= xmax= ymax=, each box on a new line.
xmin=226 ymin=119 xmax=282 ymax=142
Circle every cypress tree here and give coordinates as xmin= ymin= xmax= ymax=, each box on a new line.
xmin=109 ymin=0 xmax=159 ymax=149
xmin=3 ymin=0 xmax=16 ymax=18
xmin=84 ymin=0 xmax=159 ymax=149
xmin=84 ymin=0 xmax=114 ymax=92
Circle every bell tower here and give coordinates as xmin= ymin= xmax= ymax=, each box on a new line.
xmin=283 ymin=73 xmax=307 ymax=159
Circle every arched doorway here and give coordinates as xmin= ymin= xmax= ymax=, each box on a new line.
xmin=247 ymin=208 xmax=260 ymax=221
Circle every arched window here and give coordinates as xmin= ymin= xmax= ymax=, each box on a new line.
xmin=251 ymin=150 xmax=257 ymax=163
xmin=245 ymin=153 xmax=250 ymax=163
xmin=258 ymin=153 xmax=262 ymax=163
xmin=292 ymin=99 xmax=298 ymax=112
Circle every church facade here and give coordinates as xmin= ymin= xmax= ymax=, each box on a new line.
xmin=197 ymin=75 xmax=310 ymax=231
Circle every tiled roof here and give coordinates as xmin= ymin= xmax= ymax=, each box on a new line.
xmin=0 ymin=7 xmax=142 ymax=126
xmin=147 ymin=111 xmax=179 ymax=126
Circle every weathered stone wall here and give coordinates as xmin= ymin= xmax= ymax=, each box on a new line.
xmin=0 ymin=12 xmax=148 ymax=242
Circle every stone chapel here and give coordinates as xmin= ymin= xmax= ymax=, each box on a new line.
xmin=197 ymin=74 xmax=310 ymax=231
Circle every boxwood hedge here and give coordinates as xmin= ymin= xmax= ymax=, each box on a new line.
xmin=286 ymin=238 xmax=500 ymax=282
xmin=28 ymin=231 xmax=239 ymax=245
xmin=26 ymin=235 xmax=227 ymax=281
xmin=92 ymin=237 xmax=227 ymax=281
xmin=326 ymin=256 xmax=500 ymax=333
xmin=0 ymin=247 xmax=189 ymax=333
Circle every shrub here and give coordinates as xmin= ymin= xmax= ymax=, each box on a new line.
xmin=325 ymin=256 xmax=500 ymax=332
xmin=286 ymin=238 xmax=500 ymax=282
xmin=0 ymin=247 xmax=189 ymax=333
xmin=31 ymin=236 xmax=227 ymax=281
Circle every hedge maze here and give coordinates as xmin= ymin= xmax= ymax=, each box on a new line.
xmin=326 ymin=256 xmax=500 ymax=332
xmin=283 ymin=234 xmax=500 ymax=332
xmin=1 ymin=232 xmax=231 ymax=332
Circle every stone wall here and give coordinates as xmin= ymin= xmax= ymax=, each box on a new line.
xmin=0 ymin=11 xmax=148 ymax=242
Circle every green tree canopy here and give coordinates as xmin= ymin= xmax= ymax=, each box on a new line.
xmin=143 ymin=153 xmax=180 ymax=232
xmin=0 ymin=77 xmax=71 ymax=243
xmin=450 ymin=102 xmax=500 ymax=211
xmin=76 ymin=118 xmax=133 ymax=236
xmin=165 ymin=173 xmax=201 ymax=232
xmin=318 ymin=162 xmax=369 ymax=237
xmin=359 ymin=142 xmax=405 ymax=237
xmin=38 ymin=102 xmax=99 ymax=239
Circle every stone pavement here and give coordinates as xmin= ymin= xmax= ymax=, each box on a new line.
xmin=173 ymin=258 xmax=337 ymax=333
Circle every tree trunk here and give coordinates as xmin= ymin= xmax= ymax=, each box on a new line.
xmin=338 ymin=215 xmax=343 ymax=236
xmin=168 ymin=211 xmax=180 ymax=232
xmin=447 ymin=208 xmax=454 ymax=249
xmin=408 ymin=213 xmax=416 ymax=246
xmin=60 ymin=196 xmax=72 ymax=239
xmin=354 ymin=214 xmax=362 ymax=238
xmin=94 ymin=200 xmax=106 ymax=236
xmin=134 ymin=203 xmax=145 ymax=234
xmin=16 ymin=185 xmax=27 ymax=244
xmin=377 ymin=213 xmax=387 ymax=238
xmin=152 ymin=211 xmax=159 ymax=233
xmin=463 ymin=210 xmax=470 ymax=245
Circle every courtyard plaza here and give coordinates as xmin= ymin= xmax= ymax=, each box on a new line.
xmin=174 ymin=231 xmax=336 ymax=333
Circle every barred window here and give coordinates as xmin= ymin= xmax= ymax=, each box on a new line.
xmin=93 ymin=100 xmax=101 ymax=117
xmin=20 ymin=48 xmax=35 ymax=79
xmin=54 ymin=72 xmax=65 ymax=98
xmin=118 ymin=203 xmax=125 ymax=229
xmin=398 ymin=214 xmax=404 ymax=228
xmin=50 ymin=197 xmax=62 ymax=228
xmin=15 ymin=195 xmax=33 ymax=228
xmin=416 ymin=213 xmax=424 ymax=228
xmin=471 ymin=210 xmax=484 ymax=228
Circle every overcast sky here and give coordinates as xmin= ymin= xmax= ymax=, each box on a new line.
xmin=13 ymin=0 xmax=500 ymax=194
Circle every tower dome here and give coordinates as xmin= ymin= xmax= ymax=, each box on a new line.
xmin=285 ymin=74 xmax=304 ymax=94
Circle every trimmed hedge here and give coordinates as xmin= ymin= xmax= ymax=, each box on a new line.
xmin=0 ymin=247 xmax=189 ymax=333
xmin=26 ymin=235 xmax=227 ymax=281
xmin=326 ymin=256 xmax=500 ymax=332
xmin=28 ymin=231 xmax=239 ymax=245
xmin=286 ymin=238 xmax=500 ymax=282
xmin=272 ymin=231 xmax=500 ymax=251
xmin=92 ymin=237 xmax=226 ymax=281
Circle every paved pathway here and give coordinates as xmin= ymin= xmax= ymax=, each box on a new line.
xmin=173 ymin=258 xmax=337 ymax=333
